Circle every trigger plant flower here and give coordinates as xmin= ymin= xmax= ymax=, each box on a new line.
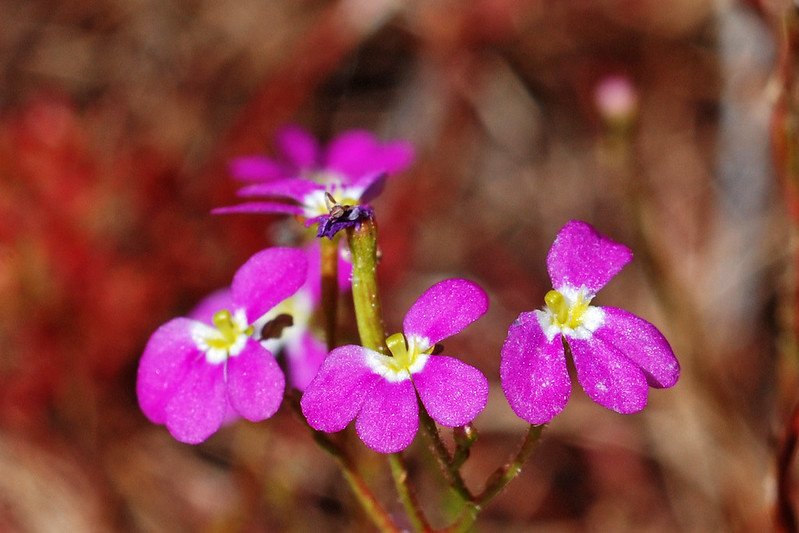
xmin=301 ymin=279 xmax=489 ymax=453
xmin=136 ymin=247 xmax=307 ymax=444
xmin=501 ymin=221 xmax=680 ymax=425
xmin=213 ymin=125 xmax=414 ymax=228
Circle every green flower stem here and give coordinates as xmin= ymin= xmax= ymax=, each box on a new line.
xmin=286 ymin=392 xmax=399 ymax=533
xmin=418 ymin=404 xmax=473 ymax=501
xmin=346 ymin=218 xmax=432 ymax=528
xmin=476 ymin=424 xmax=543 ymax=504
xmin=316 ymin=433 xmax=401 ymax=533
xmin=444 ymin=424 xmax=544 ymax=532
xmin=389 ymin=453 xmax=431 ymax=532
xmin=345 ymin=219 xmax=388 ymax=354
xmin=320 ymin=234 xmax=340 ymax=351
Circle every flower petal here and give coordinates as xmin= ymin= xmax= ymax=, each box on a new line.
xmin=403 ymin=279 xmax=488 ymax=345
xmin=232 ymin=247 xmax=307 ymax=321
xmin=237 ymin=178 xmax=323 ymax=202
xmin=188 ymin=289 xmax=233 ymax=324
xmin=372 ymin=141 xmax=415 ymax=174
xmin=594 ymin=307 xmax=680 ymax=388
xmin=413 ymin=356 xmax=488 ymax=427
xmin=164 ymin=357 xmax=227 ymax=444
xmin=324 ymin=130 xmax=382 ymax=180
xmin=275 ymin=125 xmax=319 ymax=169
xmin=357 ymin=172 xmax=387 ymax=203
xmin=326 ymin=131 xmax=415 ymax=180
xmin=301 ymin=345 xmax=382 ymax=432
xmin=356 ymin=379 xmax=418 ymax=453
xmin=500 ymin=312 xmax=571 ymax=424
xmin=568 ymin=334 xmax=649 ymax=414
xmin=285 ymin=332 xmax=327 ymax=391
xmin=229 ymin=156 xmax=288 ymax=182
xmin=226 ymin=338 xmax=285 ymax=421
xmin=547 ymin=220 xmax=632 ymax=294
xmin=136 ymin=318 xmax=198 ymax=424
xmin=212 ymin=202 xmax=305 ymax=216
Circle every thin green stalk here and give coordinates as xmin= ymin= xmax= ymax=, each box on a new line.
xmin=320 ymin=234 xmax=340 ymax=351
xmin=389 ymin=453 xmax=431 ymax=532
xmin=346 ymin=218 xmax=388 ymax=354
xmin=418 ymin=405 xmax=473 ymax=501
xmin=442 ymin=424 xmax=544 ymax=533
xmin=346 ymin=218 xmax=432 ymax=528
xmin=286 ymin=392 xmax=399 ymax=532
xmin=476 ymin=424 xmax=543 ymax=504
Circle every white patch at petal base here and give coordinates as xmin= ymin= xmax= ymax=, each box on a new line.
xmin=190 ymin=308 xmax=251 ymax=364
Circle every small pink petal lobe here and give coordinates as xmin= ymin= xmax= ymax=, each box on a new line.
xmin=211 ymin=202 xmax=304 ymax=216
xmin=568 ymin=336 xmax=649 ymax=414
xmin=275 ymin=125 xmax=319 ymax=169
xmin=237 ymin=178 xmax=322 ymax=201
xmin=164 ymin=358 xmax=227 ymax=444
xmin=226 ymin=339 xmax=285 ymax=421
xmin=301 ymin=345 xmax=382 ymax=433
xmin=356 ymin=379 xmax=418 ymax=453
xmin=547 ymin=220 xmax=632 ymax=294
xmin=232 ymin=247 xmax=307 ymax=321
xmin=229 ymin=156 xmax=287 ymax=182
xmin=403 ymin=279 xmax=488 ymax=345
xmin=500 ymin=312 xmax=571 ymax=424
xmin=188 ymin=289 xmax=233 ymax=324
xmin=595 ymin=307 xmax=680 ymax=388
xmin=413 ymin=356 xmax=488 ymax=427
xmin=136 ymin=318 xmax=198 ymax=425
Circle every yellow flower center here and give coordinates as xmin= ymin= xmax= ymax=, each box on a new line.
xmin=544 ymin=289 xmax=591 ymax=329
xmin=385 ymin=333 xmax=434 ymax=373
xmin=537 ymin=286 xmax=605 ymax=342
xmin=204 ymin=309 xmax=254 ymax=350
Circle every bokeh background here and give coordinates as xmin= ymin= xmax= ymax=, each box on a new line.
xmin=0 ymin=0 xmax=795 ymax=530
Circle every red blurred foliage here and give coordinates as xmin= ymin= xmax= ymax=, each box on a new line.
xmin=0 ymin=94 xmax=265 ymax=438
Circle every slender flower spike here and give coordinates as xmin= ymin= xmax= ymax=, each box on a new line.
xmin=301 ymin=279 xmax=490 ymax=453
xmin=136 ymin=248 xmax=307 ymax=444
xmin=213 ymin=125 xmax=414 ymax=225
xmin=501 ymin=221 xmax=680 ymax=424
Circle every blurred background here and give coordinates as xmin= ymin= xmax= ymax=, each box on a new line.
xmin=0 ymin=0 xmax=794 ymax=530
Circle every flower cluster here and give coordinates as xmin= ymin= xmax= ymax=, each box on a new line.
xmin=213 ymin=125 xmax=414 ymax=235
xmin=136 ymin=125 xmax=680 ymax=456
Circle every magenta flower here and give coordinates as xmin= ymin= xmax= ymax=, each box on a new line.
xmin=301 ymin=279 xmax=489 ymax=453
xmin=136 ymin=247 xmax=307 ymax=444
xmin=500 ymin=221 xmax=680 ymax=424
xmin=213 ymin=125 xmax=414 ymax=224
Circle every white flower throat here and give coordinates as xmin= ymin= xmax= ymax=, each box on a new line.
xmin=364 ymin=333 xmax=434 ymax=383
xmin=537 ymin=286 xmax=605 ymax=342
xmin=192 ymin=309 xmax=253 ymax=364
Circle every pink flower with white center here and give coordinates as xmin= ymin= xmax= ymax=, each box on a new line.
xmin=136 ymin=247 xmax=307 ymax=444
xmin=301 ymin=279 xmax=489 ymax=453
xmin=213 ymin=125 xmax=414 ymax=223
xmin=501 ymin=221 xmax=680 ymax=424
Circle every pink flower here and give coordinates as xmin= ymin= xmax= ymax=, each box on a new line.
xmin=301 ymin=279 xmax=489 ymax=453
xmin=136 ymin=248 xmax=307 ymax=444
xmin=213 ymin=125 xmax=414 ymax=224
xmin=501 ymin=221 xmax=680 ymax=424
